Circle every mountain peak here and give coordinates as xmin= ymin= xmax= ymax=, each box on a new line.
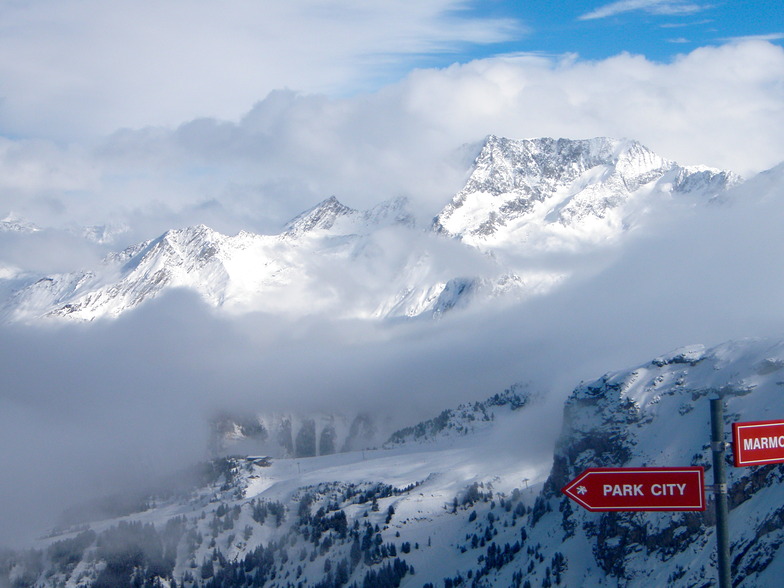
xmin=283 ymin=195 xmax=414 ymax=239
xmin=434 ymin=135 xmax=732 ymax=248
xmin=283 ymin=196 xmax=355 ymax=237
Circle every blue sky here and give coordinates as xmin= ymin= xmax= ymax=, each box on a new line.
xmin=408 ymin=0 xmax=784 ymax=65
xmin=418 ymin=0 xmax=784 ymax=67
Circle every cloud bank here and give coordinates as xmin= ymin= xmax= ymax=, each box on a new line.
xmin=0 ymin=0 xmax=522 ymax=140
xmin=2 ymin=40 xmax=782 ymax=247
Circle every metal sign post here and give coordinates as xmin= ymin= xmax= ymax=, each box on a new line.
xmin=710 ymin=398 xmax=731 ymax=588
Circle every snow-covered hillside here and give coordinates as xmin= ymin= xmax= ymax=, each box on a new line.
xmin=0 ymin=136 xmax=746 ymax=323
xmin=3 ymin=338 xmax=784 ymax=587
xmin=0 ymin=384 xmax=549 ymax=588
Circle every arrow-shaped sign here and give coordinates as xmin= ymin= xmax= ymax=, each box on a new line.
xmin=561 ymin=467 xmax=705 ymax=512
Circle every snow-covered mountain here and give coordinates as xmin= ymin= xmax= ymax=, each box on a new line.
xmin=2 ymin=133 xmax=783 ymax=586
xmin=4 ymin=337 xmax=784 ymax=587
xmin=0 ymin=136 xmax=749 ymax=324
xmin=283 ymin=195 xmax=414 ymax=238
xmin=384 ymin=383 xmax=533 ymax=446
xmin=434 ymin=135 xmax=739 ymax=250
xmin=0 ymin=196 xmax=446 ymax=322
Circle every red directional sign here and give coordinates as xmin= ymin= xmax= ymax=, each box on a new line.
xmin=561 ymin=467 xmax=705 ymax=512
xmin=732 ymin=419 xmax=784 ymax=467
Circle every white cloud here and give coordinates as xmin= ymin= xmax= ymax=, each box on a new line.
xmin=659 ymin=19 xmax=713 ymax=28
xmin=720 ymin=33 xmax=784 ymax=43
xmin=0 ymin=138 xmax=97 ymax=195
xmin=386 ymin=41 xmax=784 ymax=175
xmin=579 ymin=0 xmax=707 ymax=21
xmin=0 ymin=0 xmax=522 ymax=141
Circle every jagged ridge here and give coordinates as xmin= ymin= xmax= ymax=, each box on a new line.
xmin=434 ymin=135 xmax=740 ymax=248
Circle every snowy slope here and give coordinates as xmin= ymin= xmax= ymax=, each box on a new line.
xmin=0 ymin=385 xmax=551 ymax=588
xmin=4 ymin=338 xmax=784 ymax=586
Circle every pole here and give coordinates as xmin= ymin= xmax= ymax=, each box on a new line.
xmin=710 ymin=397 xmax=731 ymax=588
